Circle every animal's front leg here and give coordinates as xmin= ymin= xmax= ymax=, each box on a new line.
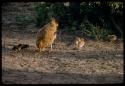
xmin=39 ymin=47 xmax=45 ymax=52
xmin=50 ymin=44 xmax=52 ymax=51
xmin=39 ymin=48 xmax=42 ymax=52
xmin=48 ymin=44 xmax=52 ymax=53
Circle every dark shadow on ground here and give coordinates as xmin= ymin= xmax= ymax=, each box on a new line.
xmin=2 ymin=68 xmax=123 ymax=84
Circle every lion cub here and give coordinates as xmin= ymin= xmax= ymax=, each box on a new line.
xmin=74 ymin=37 xmax=85 ymax=50
xmin=36 ymin=18 xmax=58 ymax=52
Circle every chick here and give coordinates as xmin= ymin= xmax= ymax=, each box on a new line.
xmin=107 ymin=35 xmax=117 ymax=42
xmin=36 ymin=17 xmax=58 ymax=52
xmin=74 ymin=37 xmax=85 ymax=50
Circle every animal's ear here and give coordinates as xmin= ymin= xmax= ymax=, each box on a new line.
xmin=75 ymin=37 xmax=80 ymax=40
xmin=51 ymin=17 xmax=58 ymax=25
xmin=51 ymin=17 xmax=58 ymax=22
xmin=50 ymin=17 xmax=55 ymax=21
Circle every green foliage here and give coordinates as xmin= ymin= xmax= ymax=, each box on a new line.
xmin=80 ymin=20 xmax=112 ymax=41
xmin=35 ymin=3 xmax=69 ymax=27
xmin=109 ymin=2 xmax=123 ymax=9
xmin=35 ymin=4 xmax=48 ymax=27
xmin=16 ymin=15 xmax=34 ymax=26
xmin=35 ymin=2 xmax=123 ymax=40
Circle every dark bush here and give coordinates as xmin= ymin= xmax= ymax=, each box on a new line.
xmin=35 ymin=2 xmax=123 ymax=40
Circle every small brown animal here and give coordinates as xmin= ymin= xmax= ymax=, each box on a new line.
xmin=74 ymin=37 xmax=85 ymax=50
xmin=36 ymin=17 xmax=58 ymax=52
xmin=107 ymin=35 xmax=117 ymax=42
xmin=12 ymin=44 xmax=29 ymax=51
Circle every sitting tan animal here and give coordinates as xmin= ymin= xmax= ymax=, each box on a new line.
xmin=74 ymin=37 xmax=85 ymax=49
xmin=36 ymin=17 xmax=58 ymax=52
xmin=107 ymin=35 xmax=117 ymax=42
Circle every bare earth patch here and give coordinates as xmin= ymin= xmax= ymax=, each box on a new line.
xmin=2 ymin=3 xmax=123 ymax=84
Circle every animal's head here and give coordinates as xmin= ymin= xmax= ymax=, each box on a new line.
xmin=75 ymin=37 xmax=85 ymax=44
xmin=75 ymin=37 xmax=81 ymax=42
xmin=74 ymin=37 xmax=80 ymax=45
xmin=50 ymin=17 xmax=58 ymax=27
xmin=107 ymin=35 xmax=117 ymax=41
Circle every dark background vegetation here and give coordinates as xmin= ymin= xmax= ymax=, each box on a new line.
xmin=35 ymin=2 xmax=123 ymax=41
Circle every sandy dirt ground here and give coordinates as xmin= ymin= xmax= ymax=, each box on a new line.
xmin=2 ymin=2 xmax=124 ymax=84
